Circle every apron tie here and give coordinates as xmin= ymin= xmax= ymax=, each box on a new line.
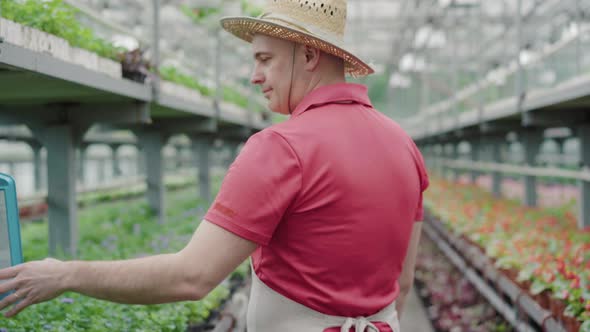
xmin=340 ymin=316 xmax=379 ymax=332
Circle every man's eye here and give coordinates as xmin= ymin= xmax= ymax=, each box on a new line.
xmin=260 ymin=57 xmax=270 ymax=63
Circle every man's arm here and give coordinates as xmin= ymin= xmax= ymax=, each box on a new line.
xmin=0 ymin=220 xmax=257 ymax=317
xmin=395 ymin=222 xmax=422 ymax=318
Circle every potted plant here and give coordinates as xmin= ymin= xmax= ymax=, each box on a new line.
xmin=118 ymin=48 xmax=152 ymax=83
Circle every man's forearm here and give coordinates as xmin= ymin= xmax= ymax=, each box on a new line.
xmin=65 ymin=253 xmax=202 ymax=305
xmin=396 ymin=289 xmax=409 ymax=318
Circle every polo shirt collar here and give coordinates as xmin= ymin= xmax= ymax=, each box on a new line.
xmin=291 ymin=83 xmax=373 ymax=117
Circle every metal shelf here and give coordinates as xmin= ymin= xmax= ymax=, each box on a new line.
xmin=407 ymin=72 xmax=590 ymax=140
xmin=154 ymin=91 xmax=215 ymax=118
xmin=423 ymin=219 xmax=567 ymax=332
xmin=0 ymin=41 xmax=151 ymax=102
xmin=0 ymin=42 xmax=266 ymax=130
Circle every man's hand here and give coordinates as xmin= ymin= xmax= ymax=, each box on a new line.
xmin=0 ymin=258 xmax=68 ymax=317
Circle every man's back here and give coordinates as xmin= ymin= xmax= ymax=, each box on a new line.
xmin=205 ymin=83 xmax=428 ymax=318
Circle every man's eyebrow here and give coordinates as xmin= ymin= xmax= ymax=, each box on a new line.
xmin=254 ymin=52 xmax=271 ymax=60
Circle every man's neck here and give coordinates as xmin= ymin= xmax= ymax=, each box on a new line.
xmin=303 ymin=75 xmax=346 ymax=96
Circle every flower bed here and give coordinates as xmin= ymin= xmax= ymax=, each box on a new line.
xmin=1 ymin=183 xmax=246 ymax=331
xmin=415 ymin=233 xmax=514 ymax=332
xmin=425 ymin=177 xmax=590 ymax=331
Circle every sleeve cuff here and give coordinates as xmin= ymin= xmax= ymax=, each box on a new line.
xmin=204 ymin=210 xmax=271 ymax=246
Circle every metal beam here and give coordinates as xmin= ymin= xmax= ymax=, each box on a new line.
xmin=479 ymin=122 xmax=520 ymax=135
xmin=217 ymin=126 xmax=252 ymax=141
xmin=577 ymin=123 xmax=590 ymax=229
xmin=156 ymin=117 xmax=217 ymax=134
xmin=0 ymin=102 xmax=150 ymax=126
xmin=522 ymin=110 xmax=590 ymax=127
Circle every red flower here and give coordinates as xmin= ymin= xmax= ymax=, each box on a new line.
xmin=570 ymin=276 xmax=580 ymax=289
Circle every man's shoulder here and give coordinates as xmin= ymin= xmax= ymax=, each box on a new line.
xmin=255 ymin=119 xmax=299 ymax=139
xmin=245 ymin=124 xmax=293 ymax=148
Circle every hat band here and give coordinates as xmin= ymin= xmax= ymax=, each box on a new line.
xmin=258 ymin=12 xmax=345 ymax=46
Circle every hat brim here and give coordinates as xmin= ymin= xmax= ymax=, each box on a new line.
xmin=220 ymin=16 xmax=374 ymax=77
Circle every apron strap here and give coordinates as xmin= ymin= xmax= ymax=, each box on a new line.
xmin=341 ymin=317 xmax=380 ymax=332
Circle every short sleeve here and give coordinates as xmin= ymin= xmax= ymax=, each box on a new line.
xmin=204 ymin=130 xmax=302 ymax=246
xmin=411 ymin=141 xmax=429 ymax=221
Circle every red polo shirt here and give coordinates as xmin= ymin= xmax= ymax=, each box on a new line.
xmin=205 ymin=83 xmax=429 ymax=322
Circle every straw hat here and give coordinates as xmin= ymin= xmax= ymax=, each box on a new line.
xmin=220 ymin=0 xmax=374 ymax=77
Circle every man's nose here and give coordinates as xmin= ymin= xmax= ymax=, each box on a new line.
xmin=250 ymin=70 xmax=264 ymax=85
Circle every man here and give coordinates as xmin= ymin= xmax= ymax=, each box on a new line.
xmin=0 ymin=0 xmax=428 ymax=331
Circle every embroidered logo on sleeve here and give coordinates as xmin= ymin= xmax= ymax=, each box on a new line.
xmin=213 ymin=202 xmax=237 ymax=218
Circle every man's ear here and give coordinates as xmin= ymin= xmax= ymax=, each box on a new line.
xmin=303 ymin=45 xmax=321 ymax=72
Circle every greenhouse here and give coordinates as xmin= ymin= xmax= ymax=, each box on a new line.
xmin=0 ymin=0 xmax=588 ymax=331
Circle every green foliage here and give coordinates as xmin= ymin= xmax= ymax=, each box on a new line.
xmin=160 ymin=66 xmax=212 ymax=96
xmin=241 ymin=0 xmax=264 ymax=17
xmin=349 ymin=71 xmax=391 ymax=114
xmin=222 ymin=85 xmax=249 ymax=109
xmin=366 ymin=71 xmax=391 ymax=113
xmin=0 ymin=0 xmax=123 ymax=60
xmin=159 ymin=66 xmax=271 ymax=116
xmin=1 ymin=178 xmax=242 ymax=331
xmin=180 ymin=4 xmax=220 ymax=24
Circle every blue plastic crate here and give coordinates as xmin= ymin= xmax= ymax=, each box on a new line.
xmin=0 ymin=173 xmax=23 ymax=300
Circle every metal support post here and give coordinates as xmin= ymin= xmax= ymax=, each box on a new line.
xmin=137 ymin=146 xmax=146 ymax=176
xmin=175 ymin=144 xmax=184 ymax=169
xmin=575 ymin=0 xmax=581 ymax=74
xmin=577 ymin=124 xmax=590 ymax=228
xmin=110 ymin=144 xmax=122 ymax=177
xmin=451 ymin=20 xmax=460 ymax=132
xmin=490 ymin=137 xmax=504 ymax=198
xmin=28 ymin=141 xmax=43 ymax=192
xmin=470 ymin=138 xmax=481 ymax=184
xmin=476 ymin=2 xmax=484 ymax=124
xmin=424 ymin=145 xmax=433 ymax=171
xmin=137 ymin=130 xmax=167 ymax=224
xmin=214 ymin=28 xmax=222 ymax=121
xmin=435 ymin=144 xmax=444 ymax=176
xmin=192 ymin=136 xmax=213 ymax=205
xmin=521 ymin=129 xmax=543 ymax=207
xmin=151 ymin=0 xmax=161 ymax=98
xmin=441 ymin=143 xmax=451 ymax=180
xmin=421 ymin=55 xmax=431 ymax=135
xmin=97 ymin=157 xmax=106 ymax=184
xmin=77 ymin=143 xmax=89 ymax=184
xmin=441 ymin=143 xmax=450 ymax=180
xmin=553 ymin=137 xmax=567 ymax=167
xmin=30 ymin=125 xmax=84 ymax=257
xmin=516 ymin=0 xmax=526 ymax=123
xmin=451 ymin=142 xmax=460 ymax=181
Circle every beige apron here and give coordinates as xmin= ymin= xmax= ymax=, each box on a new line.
xmin=247 ymin=266 xmax=401 ymax=332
